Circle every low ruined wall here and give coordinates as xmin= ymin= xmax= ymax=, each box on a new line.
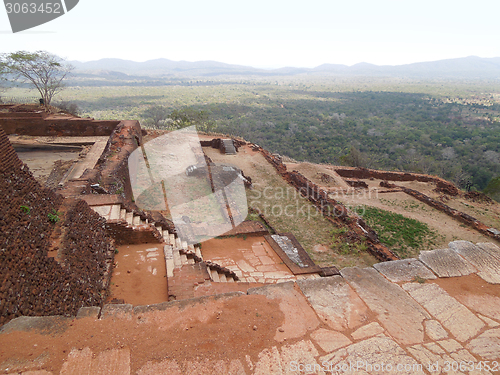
xmin=1 ymin=118 xmax=120 ymax=137
xmin=335 ymin=167 xmax=459 ymax=195
xmin=381 ymin=181 xmax=500 ymax=242
xmin=254 ymin=144 xmax=398 ymax=261
xmin=0 ymin=128 xmax=114 ymax=326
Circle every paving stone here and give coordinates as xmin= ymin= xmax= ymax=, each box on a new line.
xmin=341 ymin=267 xmax=429 ymax=345
xmin=424 ymin=319 xmax=448 ymax=341
xmin=437 ymin=339 xmax=463 ymax=353
xmin=449 ymin=241 xmax=500 ymax=284
xmin=319 ymin=335 xmax=425 ymax=375
xmin=137 ymin=359 xmax=182 ymax=375
xmin=280 ymin=340 xmax=322 ymax=375
xmin=467 ymin=328 xmax=500 ymax=360
xmin=90 ymin=348 xmax=131 ymax=375
xmin=183 ymin=359 xmax=246 ymax=375
xmin=254 ymin=341 xmax=324 ymax=375
xmin=253 ymin=346 xmax=283 ymax=375
xmin=477 ymin=314 xmax=500 ymax=327
xmin=476 ymin=242 xmax=500 ymax=262
xmin=59 ymin=347 xmax=92 ymax=375
xmin=109 ymin=204 xmax=121 ymax=221
xmin=310 ymin=328 xmax=352 ymax=353
xmin=297 ymin=276 xmax=370 ymax=331
xmin=419 ymin=248 xmax=477 ymax=278
xmin=351 ymin=322 xmax=385 ymax=341
xmin=236 ymin=259 xmax=255 ymax=273
xmin=373 ymin=258 xmax=436 ymax=282
xmin=403 ymin=283 xmax=484 ymax=343
xmin=453 ymin=293 xmax=500 ymax=321
xmin=248 ymin=282 xmax=319 ymax=342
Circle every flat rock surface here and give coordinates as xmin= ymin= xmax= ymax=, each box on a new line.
xmin=373 ymin=258 xmax=436 ymax=282
xmin=340 ymin=267 xmax=428 ymax=345
xmin=449 ymin=241 xmax=500 ymax=284
xmin=296 ymin=276 xmax=370 ymax=331
xmin=247 ymin=282 xmax=320 ymax=342
xmin=419 ymin=248 xmax=477 ymax=277
xmin=403 ymin=283 xmax=484 ymax=342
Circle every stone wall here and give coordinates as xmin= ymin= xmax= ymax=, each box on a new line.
xmin=335 ymin=167 xmax=459 ymax=196
xmin=254 ymin=145 xmax=399 ymax=261
xmin=0 ymin=126 xmax=114 ymax=326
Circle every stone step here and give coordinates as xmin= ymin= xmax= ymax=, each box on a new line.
xmin=91 ymin=205 xmax=112 ymax=219
xmin=227 ymin=276 xmax=235 ymax=283
xmin=109 ymin=204 xmax=121 ymax=221
xmin=162 ymin=230 xmax=170 ymax=244
xmin=125 ymin=211 xmax=133 ymax=225
xmin=419 ymin=248 xmax=477 ymax=278
xmin=175 ymin=237 xmax=182 ymax=250
xmin=195 ymin=246 xmax=202 ymax=259
xmin=181 ymin=240 xmax=188 ymax=251
xmin=172 ymin=248 xmax=182 ymax=268
xmin=180 ymin=253 xmax=188 ymax=265
xmin=164 ymin=245 xmax=174 ymax=278
xmin=120 ymin=208 xmax=127 ymax=220
xmin=373 ymin=258 xmax=437 ymax=283
xmin=169 ymin=234 xmax=175 ymax=246
xmin=210 ymin=269 xmax=220 ymax=282
xmin=218 ymin=273 xmax=227 ymax=282
xmin=340 ymin=267 xmax=430 ymax=346
xmin=132 ymin=215 xmax=141 ymax=226
xmin=155 ymin=225 xmax=162 ymax=234
xmin=449 ymin=241 xmax=500 ymax=284
xmin=140 ymin=219 xmax=146 ymax=226
xmin=476 ymin=242 xmax=500 ymax=262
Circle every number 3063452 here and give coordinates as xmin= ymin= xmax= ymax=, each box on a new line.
xmin=5 ymin=3 xmax=62 ymax=14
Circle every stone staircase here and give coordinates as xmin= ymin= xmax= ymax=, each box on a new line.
xmin=91 ymin=203 xmax=239 ymax=284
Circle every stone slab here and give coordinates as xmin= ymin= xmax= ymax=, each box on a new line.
xmin=311 ymin=328 xmax=352 ymax=353
xmin=60 ymin=347 xmax=131 ymax=375
xmin=476 ymin=242 xmax=500 ymax=262
xmin=453 ymin=293 xmax=500 ymax=321
xmin=449 ymin=241 xmax=500 ymax=284
xmin=0 ymin=315 xmax=69 ymax=335
xmin=419 ymin=248 xmax=477 ymax=278
xmin=297 ymin=276 xmax=370 ymax=332
xmin=341 ymin=267 xmax=429 ymax=345
xmin=319 ymin=335 xmax=425 ymax=374
xmin=403 ymin=283 xmax=484 ymax=343
xmin=76 ymin=307 xmax=101 ymax=319
xmin=467 ymin=328 xmax=500 ymax=360
xmin=351 ymin=322 xmax=385 ymax=341
xmin=423 ymin=320 xmax=448 ymax=341
xmin=247 ymin=282 xmax=320 ymax=342
xmin=373 ymin=258 xmax=437 ymax=282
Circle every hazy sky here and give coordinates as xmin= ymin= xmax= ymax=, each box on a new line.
xmin=1 ymin=0 xmax=499 ymax=68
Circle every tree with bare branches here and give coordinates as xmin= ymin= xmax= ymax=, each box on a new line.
xmin=1 ymin=50 xmax=73 ymax=106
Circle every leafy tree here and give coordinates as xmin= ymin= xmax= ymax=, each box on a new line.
xmin=169 ymin=107 xmax=216 ymax=133
xmin=140 ymin=105 xmax=169 ymax=128
xmin=484 ymin=176 xmax=500 ymax=202
xmin=1 ymin=50 xmax=73 ymax=106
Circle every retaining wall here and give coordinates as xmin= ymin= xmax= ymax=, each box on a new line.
xmin=0 ymin=126 xmax=114 ymax=326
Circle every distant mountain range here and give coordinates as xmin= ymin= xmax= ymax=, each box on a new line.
xmin=69 ymin=56 xmax=500 ymax=79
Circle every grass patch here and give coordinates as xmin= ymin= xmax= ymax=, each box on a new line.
xmin=361 ymin=206 xmax=438 ymax=258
